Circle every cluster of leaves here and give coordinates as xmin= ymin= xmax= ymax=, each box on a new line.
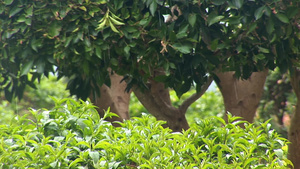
xmin=0 ymin=98 xmax=291 ymax=168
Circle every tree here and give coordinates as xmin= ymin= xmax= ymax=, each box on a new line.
xmin=1 ymin=0 xmax=299 ymax=166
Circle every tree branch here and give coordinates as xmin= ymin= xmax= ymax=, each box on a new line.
xmin=179 ymin=76 xmax=213 ymax=114
xmin=132 ymin=85 xmax=172 ymax=118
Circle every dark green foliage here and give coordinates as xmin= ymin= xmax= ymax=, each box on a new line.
xmin=1 ymin=0 xmax=298 ymax=100
xmin=0 ymin=98 xmax=291 ymax=168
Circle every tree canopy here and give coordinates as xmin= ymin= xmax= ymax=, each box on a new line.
xmin=1 ymin=0 xmax=299 ymax=101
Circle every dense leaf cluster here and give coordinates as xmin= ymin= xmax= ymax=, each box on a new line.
xmin=0 ymin=98 xmax=291 ymax=168
xmin=0 ymin=0 xmax=299 ymax=99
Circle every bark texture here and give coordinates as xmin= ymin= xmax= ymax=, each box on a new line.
xmin=133 ymin=77 xmax=212 ymax=132
xmin=90 ymin=72 xmax=131 ymax=125
xmin=216 ymin=70 xmax=268 ymax=123
xmin=288 ymin=69 xmax=300 ymax=169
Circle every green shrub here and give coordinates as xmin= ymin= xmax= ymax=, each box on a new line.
xmin=0 ymin=75 xmax=71 ymax=125
xmin=0 ymin=98 xmax=291 ymax=168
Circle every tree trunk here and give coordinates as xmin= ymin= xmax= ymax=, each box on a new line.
xmin=133 ymin=84 xmax=189 ymax=132
xmin=288 ymin=69 xmax=300 ymax=169
xmin=216 ymin=70 xmax=268 ymax=123
xmin=90 ymin=72 xmax=131 ymax=125
xmin=133 ymin=77 xmax=212 ymax=132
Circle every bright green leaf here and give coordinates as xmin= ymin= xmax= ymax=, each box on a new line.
xmin=274 ymin=149 xmax=283 ymax=158
xmin=89 ymin=151 xmax=100 ymax=163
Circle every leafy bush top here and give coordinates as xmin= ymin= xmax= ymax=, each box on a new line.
xmin=0 ymin=98 xmax=292 ymax=168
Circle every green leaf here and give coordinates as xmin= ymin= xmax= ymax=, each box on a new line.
xmin=210 ymin=39 xmax=219 ymax=51
xmin=188 ymin=13 xmax=196 ymax=27
xmin=275 ymin=13 xmax=289 ymax=24
xmin=89 ymin=151 xmax=100 ymax=163
xmin=207 ymin=13 xmax=224 ymax=26
xmin=254 ymin=6 xmax=265 ymax=20
xmin=254 ymin=54 xmax=265 ymax=60
xmin=20 ymin=60 xmax=34 ymax=76
xmin=4 ymin=0 xmax=14 ymax=5
xmin=257 ymin=46 xmax=269 ymax=53
xmin=9 ymin=6 xmax=23 ymax=17
xmin=48 ymin=21 xmax=62 ymax=37
xmin=274 ymin=149 xmax=283 ymax=158
xmin=266 ymin=18 xmax=274 ymax=34
xmin=31 ymin=37 xmax=43 ymax=52
xmin=110 ymin=58 xmax=118 ymax=66
xmin=124 ymin=46 xmax=130 ymax=56
xmin=149 ymin=1 xmax=157 ymax=16
xmin=172 ymin=43 xmax=192 ymax=54
xmin=95 ymin=47 xmax=102 ymax=59
xmin=176 ymin=24 xmax=189 ymax=39
xmin=247 ymin=23 xmax=257 ymax=35
xmin=231 ymin=0 xmax=244 ymax=9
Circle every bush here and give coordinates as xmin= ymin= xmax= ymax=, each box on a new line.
xmin=0 ymin=98 xmax=291 ymax=168
xmin=0 ymin=75 xmax=71 ymax=125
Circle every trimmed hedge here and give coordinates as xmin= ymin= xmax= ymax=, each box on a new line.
xmin=0 ymin=98 xmax=292 ymax=168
